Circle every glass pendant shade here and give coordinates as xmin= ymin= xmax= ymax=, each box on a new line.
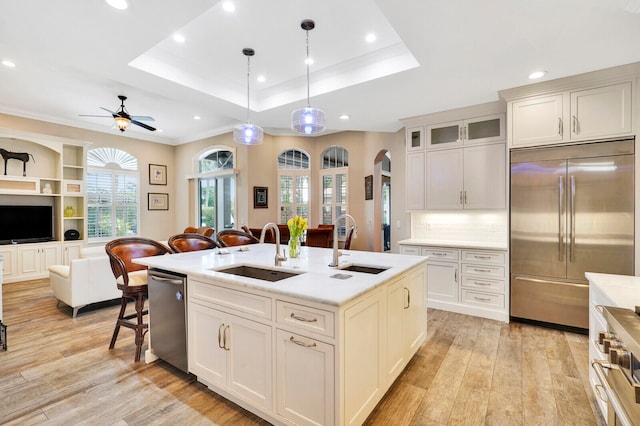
xmin=114 ymin=116 xmax=130 ymax=132
xmin=291 ymin=19 xmax=325 ymax=136
xmin=233 ymin=123 xmax=264 ymax=145
xmin=233 ymin=47 xmax=264 ymax=145
xmin=291 ymin=107 xmax=326 ymax=135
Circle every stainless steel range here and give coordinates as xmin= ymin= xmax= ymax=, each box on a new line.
xmin=592 ymin=306 xmax=640 ymax=425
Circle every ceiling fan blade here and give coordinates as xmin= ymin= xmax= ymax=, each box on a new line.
xmin=100 ymin=106 xmax=118 ymax=116
xmin=131 ymin=120 xmax=156 ymax=131
xmin=130 ymin=115 xmax=155 ymax=122
xmin=79 ymin=114 xmax=112 ymax=118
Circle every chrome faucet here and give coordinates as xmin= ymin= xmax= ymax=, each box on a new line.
xmin=260 ymin=222 xmax=287 ymax=266
xmin=329 ymin=214 xmax=356 ymax=267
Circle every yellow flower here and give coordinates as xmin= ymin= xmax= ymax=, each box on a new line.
xmin=287 ymin=215 xmax=308 ymax=238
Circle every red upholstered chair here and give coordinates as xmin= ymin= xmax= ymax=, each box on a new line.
xmin=305 ymin=228 xmax=333 ymax=248
xmin=168 ymin=233 xmax=220 ymax=252
xmin=105 ymin=238 xmax=171 ymax=362
xmin=216 ymin=229 xmax=260 ymax=247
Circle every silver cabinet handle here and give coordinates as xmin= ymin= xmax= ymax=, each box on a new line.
xmin=474 ymin=296 xmax=492 ymax=302
xmin=558 ymin=117 xmax=562 ymax=136
xmin=218 ymin=323 xmax=225 ymax=349
xmin=404 ymin=287 xmax=410 ymax=309
xmin=572 ymin=115 xmax=577 ymax=133
xmin=595 ymin=304 xmax=604 ymax=314
xmin=431 ymin=251 xmax=447 ymax=256
xmin=290 ymin=313 xmax=317 ymax=323
xmin=473 ymin=255 xmax=491 ymax=260
xmin=459 ymin=191 xmax=463 ymax=205
xmin=148 ymin=273 xmax=183 ymax=285
xmin=223 ymin=325 xmax=230 ymax=351
xmin=473 ymin=281 xmax=491 ymax=286
xmin=473 ymin=268 xmax=492 ymax=273
xmin=569 ymin=175 xmax=575 ymax=262
xmin=454 ymin=268 xmax=458 ymax=283
xmin=464 ymin=190 xmax=467 ymax=205
xmin=289 ymin=336 xmax=317 ymax=348
xmin=592 ymin=360 xmax=634 ymax=426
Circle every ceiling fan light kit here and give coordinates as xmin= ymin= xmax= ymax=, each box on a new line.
xmin=80 ymin=95 xmax=156 ymax=133
xmin=291 ymin=19 xmax=326 ymax=135
xmin=233 ymin=47 xmax=264 ymax=145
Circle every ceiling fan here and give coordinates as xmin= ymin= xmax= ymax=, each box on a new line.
xmin=80 ymin=95 xmax=156 ymax=132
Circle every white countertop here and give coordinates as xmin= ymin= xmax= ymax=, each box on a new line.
xmin=586 ymin=272 xmax=640 ymax=308
xmin=398 ymin=238 xmax=508 ymax=250
xmin=134 ymin=244 xmax=427 ymax=307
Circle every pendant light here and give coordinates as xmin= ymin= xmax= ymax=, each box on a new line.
xmin=291 ymin=19 xmax=326 ymax=135
xmin=233 ymin=48 xmax=264 ymax=145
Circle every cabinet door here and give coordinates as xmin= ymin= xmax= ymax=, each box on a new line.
xmin=63 ymin=242 xmax=82 ymax=265
xmin=427 ymin=261 xmax=458 ymax=304
xmin=406 ymin=151 xmax=426 ymax=210
xmin=226 ymin=315 xmax=272 ymax=409
xmin=41 ymin=244 xmax=61 ymax=271
xmin=510 ymin=94 xmax=564 ymax=147
xmin=276 ymin=329 xmax=335 ymax=426
xmin=405 ymin=266 xmax=426 ymax=354
xmin=188 ymin=302 xmax=227 ymax=386
xmin=385 ymin=277 xmax=407 ymax=381
xmin=406 ymin=126 xmax=425 ymax=152
xmin=426 ymin=149 xmax=463 ymax=210
xmin=427 ymin=120 xmax=463 ymax=149
xmin=0 ymin=246 xmax=16 ymax=280
xmin=464 ymin=114 xmax=505 ymax=144
xmin=18 ymin=245 xmax=40 ymax=275
xmin=570 ymin=82 xmax=632 ymax=140
xmin=463 ymin=143 xmax=506 ymax=209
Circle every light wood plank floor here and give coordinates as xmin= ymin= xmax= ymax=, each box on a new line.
xmin=0 ymin=279 xmax=605 ymax=425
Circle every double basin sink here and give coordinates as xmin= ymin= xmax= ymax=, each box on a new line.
xmin=214 ymin=263 xmax=389 ymax=283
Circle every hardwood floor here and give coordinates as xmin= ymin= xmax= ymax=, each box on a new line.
xmin=0 ymin=279 xmax=605 ymax=425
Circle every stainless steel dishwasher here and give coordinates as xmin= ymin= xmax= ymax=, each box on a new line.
xmin=147 ymin=268 xmax=188 ymax=372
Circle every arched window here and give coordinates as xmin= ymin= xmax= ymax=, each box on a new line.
xmin=86 ymin=148 xmax=139 ymax=240
xmin=320 ymin=146 xmax=349 ymax=234
xmin=278 ymin=148 xmax=310 ymax=223
xmin=197 ymin=148 xmax=236 ymax=231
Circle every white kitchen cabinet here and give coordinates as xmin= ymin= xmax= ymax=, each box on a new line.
xmin=385 ymin=277 xmax=408 ymax=381
xmin=405 ymin=265 xmax=427 ymax=354
xmin=0 ymin=246 xmax=16 ymax=282
xmin=406 ymin=151 xmax=426 ymax=211
xmin=427 ymin=113 xmax=505 ymax=149
xmin=426 ymin=143 xmax=505 ymax=210
xmin=276 ymin=329 xmax=335 ymax=426
xmin=62 ymin=241 xmax=82 ymax=265
xmin=188 ymin=301 xmax=272 ymax=410
xmin=17 ymin=242 xmax=61 ymax=280
xmin=509 ymin=82 xmax=632 ymax=147
xmin=406 ymin=126 xmax=425 ymax=152
xmin=426 ymin=260 xmax=458 ymax=304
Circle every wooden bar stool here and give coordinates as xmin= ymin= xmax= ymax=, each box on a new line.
xmin=105 ymin=238 xmax=171 ymax=362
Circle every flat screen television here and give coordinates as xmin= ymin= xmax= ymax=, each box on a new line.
xmin=0 ymin=205 xmax=54 ymax=244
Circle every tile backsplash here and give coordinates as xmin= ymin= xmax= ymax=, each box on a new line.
xmin=411 ymin=211 xmax=508 ymax=244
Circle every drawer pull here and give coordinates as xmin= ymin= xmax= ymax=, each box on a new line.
xmin=474 ymin=296 xmax=492 ymax=302
xmin=290 ymin=313 xmax=318 ymax=323
xmin=595 ymin=304 xmax=604 ymax=314
xmin=473 ymin=281 xmax=491 ymax=286
xmin=290 ymin=336 xmax=317 ymax=348
xmin=431 ymin=251 xmax=448 ymax=256
xmin=473 ymin=268 xmax=492 ymax=273
xmin=473 ymin=255 xmax=491 ymax=260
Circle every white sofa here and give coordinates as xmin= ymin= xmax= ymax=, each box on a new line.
xmin=48 ymin=245 xmax=120 ymax=317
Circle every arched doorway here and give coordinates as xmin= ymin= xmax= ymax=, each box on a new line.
xmin=373 ymin=150 xmax=391 ymax=252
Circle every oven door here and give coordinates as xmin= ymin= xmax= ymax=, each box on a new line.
xmin=592 ymin=359 xmax=640 ymax=425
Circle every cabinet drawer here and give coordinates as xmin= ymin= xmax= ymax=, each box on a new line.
xmin=461 ymin=290 xmax=504 ymax=309
xmin=461 ymin=263 xmax=505 ymax=279
xmin=461 ymin=250 xmax=505 ymax=265
xmin=276 ymin=301 xmax=335 ymax=338
xmin=400 ymin=245 xmax=421 ymax=256
xmin=190 ymin=279 xmax=272 ymax=320
xmin=423 ymin=247 xmax=459 ymax=262
xmin=461 ymin=276 xmax=504 ymax=293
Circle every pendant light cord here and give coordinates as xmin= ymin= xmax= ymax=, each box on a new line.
xmin=306 ymin=30 xmax=311 ymax=107
xmin=246 ymin=55 xmax=251 ymax=123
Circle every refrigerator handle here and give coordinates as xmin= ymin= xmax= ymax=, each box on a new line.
xmin=558 ymin=176 xmax=564 ymax=261
xmin=570 ymin=175 xmax=576 ymax=262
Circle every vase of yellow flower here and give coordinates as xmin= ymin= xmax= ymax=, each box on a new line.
xmin=287 ymin=215 xmax=308 ymax=258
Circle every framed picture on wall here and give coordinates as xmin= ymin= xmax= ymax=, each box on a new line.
xmin=148 ymin=193 xmax=169 ymax=210
xmin=254 ymin=186 xmax=268 ymax=208
xmin=365 ymin=175 xmax=373 ymax=200
xmin=149 ymin=164 xmax=167 ymax=185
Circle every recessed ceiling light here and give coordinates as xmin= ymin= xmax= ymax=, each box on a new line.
xmin=2 ymin=60 xmax=16 ymax=68
xmin=156 ymin=129 xmax=163 ymax=133
xmin=105 ymin=0 xmax=128 ymax=10
xmin=305 ymin=58 xmax=314 ymax=65
xmin=222 ymin=1 xmax=235 ymax=12
xmin=339 ymin=114 xmax=350 ymax=120
xmin=194 ymin=116 xmax=201 ymax=120
xmin=256 ymin=75 xmax=266 ymax=83
xmin=528 ymin=70 xmax=547 ymax=80
xmin=173 ymin=33 xmax=186 ymax=43
xmin=365 ymin=33 xmax=377 ymax=43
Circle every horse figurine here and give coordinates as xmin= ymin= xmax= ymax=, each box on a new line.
xmin=0 ymin=148 xmax=35 ymax=177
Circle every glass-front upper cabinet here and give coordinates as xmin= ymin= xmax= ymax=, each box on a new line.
xmin=427 ymin=114 xmax=505 ymax=149
xmin=406 ymin=126 xmax=425 ymax=152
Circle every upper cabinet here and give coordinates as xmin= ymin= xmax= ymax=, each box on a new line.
xmin=427 ymin=113 xmax=505 ymax=149
xmin=500 ymin=62 xmax=638 ymax=149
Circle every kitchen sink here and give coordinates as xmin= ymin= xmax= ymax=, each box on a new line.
xmin=338 ymin=264 xmax=390 ymax=274
xmin=214 ymin=265 xmax=303 ymax=282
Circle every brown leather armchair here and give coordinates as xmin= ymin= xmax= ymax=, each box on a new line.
xmin=168 ymin=233 xmax=220 ymax=252
xmin=305 ymin=228 xmax=333 ymax=248
xmin=216 ymin=229 xmax=260 ymax=247
xmin=105 ymin=237 xmax=171 ymax=362
xmin=183 ymin=226 xmax=215 ymax=237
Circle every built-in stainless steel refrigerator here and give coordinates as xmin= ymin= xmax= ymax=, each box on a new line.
xmin=510 ymin=139 xmax=634 ymax=330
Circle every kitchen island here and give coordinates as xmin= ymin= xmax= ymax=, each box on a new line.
xmin=134 ymin=244 xmax=427 ymax=426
